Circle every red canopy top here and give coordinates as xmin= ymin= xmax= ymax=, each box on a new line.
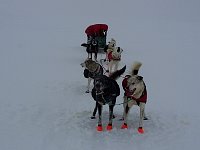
xmin=85 ymin=24 xmax=108 ymax=36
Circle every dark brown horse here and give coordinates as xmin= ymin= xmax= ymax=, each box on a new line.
xmin=86 ymin=38 xmax=99 ymax=61
xmin=91 ymin=66 xmax=126 ymax=131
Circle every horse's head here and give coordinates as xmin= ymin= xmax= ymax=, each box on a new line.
xmin=80 ymin=59 xmax=98 ymax=72
xmin=91 ymin=38 xmax=98 ymax=46
xmin=94 ymin=75 xmax=109 ymax=93
xmin=111 ymin=47 xmax=123 ymax=60
xmin=126 ymin=75 xmax=145 ymax=99
xmin=108 ymin=38 xmax=116 ymax=49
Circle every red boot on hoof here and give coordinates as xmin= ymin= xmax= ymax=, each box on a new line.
xmin=96 ymin=125 xmax=103 ymax=131
xmin=121 ymin=123 xmax=128 ymax=129
xmin=138 ymin=127 xmax=144 ymax=134
xmin=106 ymin=124 xmax=112 ymax=131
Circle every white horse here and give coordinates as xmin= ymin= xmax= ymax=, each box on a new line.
xmin=107 ymin=47 xmax=123 ymax=74
xmin=121 ymin=62 xmax=148 ymax=134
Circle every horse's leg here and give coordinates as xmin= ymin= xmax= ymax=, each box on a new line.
xmin=121 ymin=97 xmax=132 ymax=129
xmin=86 ymin=77 xmax=92 ymax=93
xmin=107 ymin=96 xmax=117 ymax=130
xmin=105 ymin=52 xmax=108 ymax=61
xmin=121 ymin=104 xmax=130 ymax=129
xmin=95 ymin=46 xmax=98 ymax=61
xmin=121 ymin=96 xmax=128 ymax=120
xmin=113 ymin=61 xmax=116 ymax=72
xmin=114 ymin=61 xmax=119 ymax=72
xmin=138 ymin=102 xmax=145 ymax=133
xmin=107 ymin=105 xmax=114 ymax=130
xmin=108 ymin=105 xmax=114 ymax=125
xmin=97 ymin=103 xmax=103 ymax=128
xmin=91 ymin=101 xmax=98 ymax=119
xmin=139 ymin=102 xmax=145 ymax=128
xmin=108 ymin=61 xmax=113 ymax=74
xmin=96 ymin=103 xmax=103 ymax=131
xmin=87 ymin=52 xmax=89 ymax=59
xmin=91 ymin=53 xmax=93 ymax=60
xmin=124 ymin=104 xmax=130 ymax=122
xmin=94 ymin=52 xmax=97 ymax=61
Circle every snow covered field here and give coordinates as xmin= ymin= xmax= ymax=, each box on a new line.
xmin=0 ymin=0 xmax=200 ymax=150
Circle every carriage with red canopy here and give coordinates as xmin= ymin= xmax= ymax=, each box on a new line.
xmin=81 ymin=24 xmax=108 ymax=49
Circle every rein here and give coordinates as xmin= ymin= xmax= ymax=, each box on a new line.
xmin=94 ymin=90 xmax=133 ymax=106
xmin=115 ymin=97 xmax=133 ymax=106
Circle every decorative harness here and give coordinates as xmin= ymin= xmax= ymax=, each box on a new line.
xmin=107 ymin=51 xmax=121 ymax=61
xmin=122 ymin=75 xmax=147 ymax=104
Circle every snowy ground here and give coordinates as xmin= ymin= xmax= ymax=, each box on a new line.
xmin=1 ymin=0 xmax=200 ymax=150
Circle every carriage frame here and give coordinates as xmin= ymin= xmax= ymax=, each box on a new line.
xmin=85 ymin=24 xmax=108 ymax=49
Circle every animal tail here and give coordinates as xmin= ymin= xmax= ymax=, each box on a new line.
xmin=131 ymin=61 xmax=142 ymax=75
xmin=109 ymin=65 xmax=126 ymax=80
xmin=81 ymin=43 xmax=89 ymax=47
